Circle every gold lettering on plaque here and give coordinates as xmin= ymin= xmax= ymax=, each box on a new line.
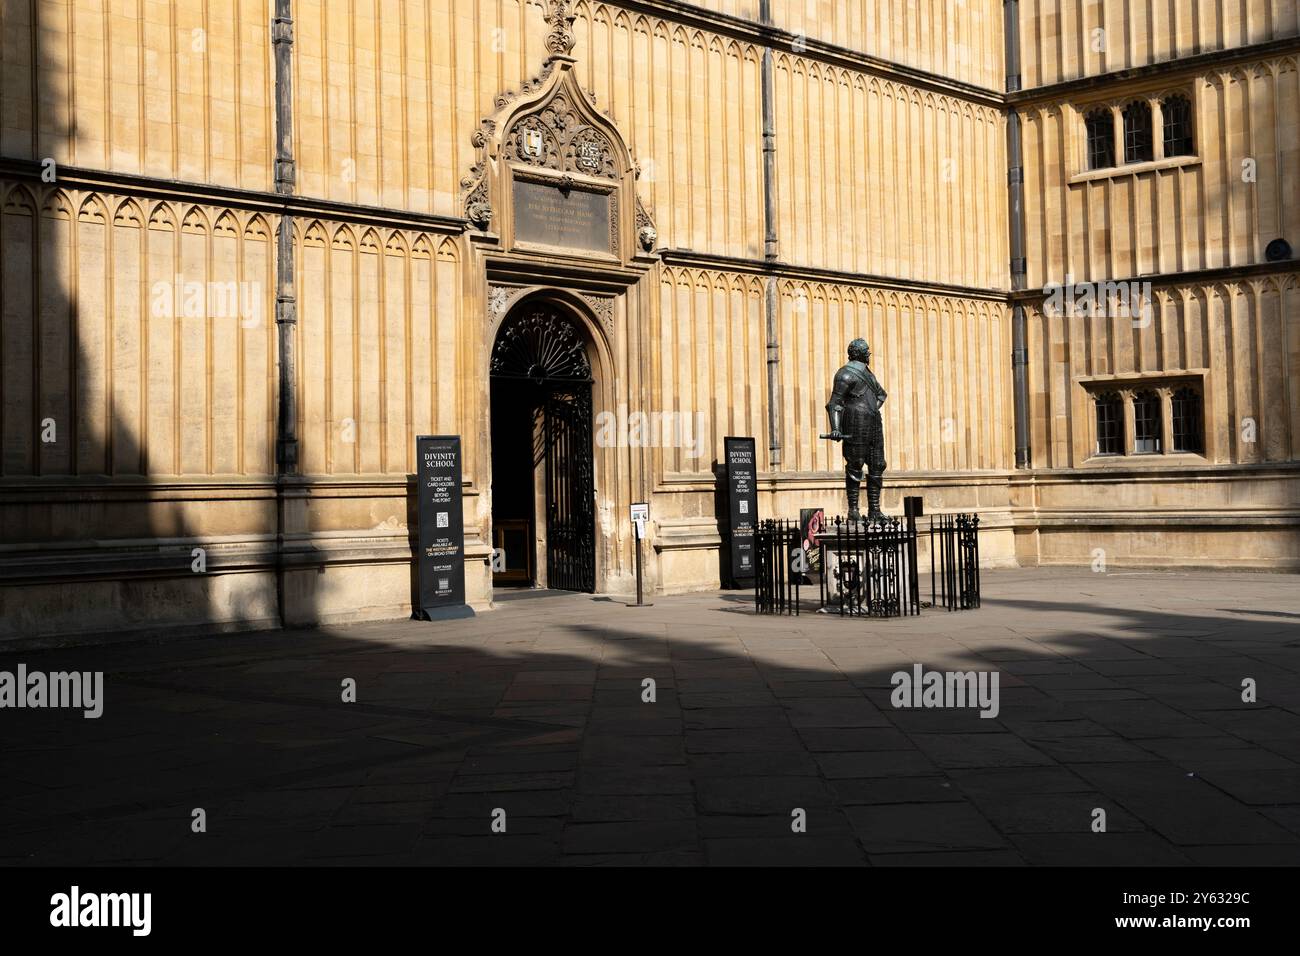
xmin=513 ymin=178 xmax=612 ymax=252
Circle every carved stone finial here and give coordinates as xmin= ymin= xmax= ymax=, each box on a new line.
xmin=544 ymin=0 xmax=577 ymax=57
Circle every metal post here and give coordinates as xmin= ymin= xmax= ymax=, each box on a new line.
xmin=929 ymin=516 xmax=936 ymax=609
xmin=759 ymin=0 xmax=783 ymax=469
xmin=1005 ymin=0 xmax=1031 ymax=469
xmin=634 ymin=521 xmax=643 ymax=606
xmin=785 ymin=520 xmax=795 ymax=616
xmin=272 ymin=1 xmax=297 ymax=631
xmin=629 ymin=508 xmax=653 ymax=608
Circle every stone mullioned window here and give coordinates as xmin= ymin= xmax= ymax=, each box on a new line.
xmin=1087 ymin=380 xmax=1206 ymax=460
xmin=1082 ymin=90 xmax=1196 ymax=173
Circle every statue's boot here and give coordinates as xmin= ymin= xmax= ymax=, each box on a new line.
xmin=842 ymin=486 xmax=863 ymax=522
xmin=865 ymin=475 xmax=886 ymax=525
xmin=842 ymin=468 xmax=863 ymax=522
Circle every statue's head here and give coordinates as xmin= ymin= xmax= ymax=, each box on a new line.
xmin=847 ymin=338 xmax=871 ymax=363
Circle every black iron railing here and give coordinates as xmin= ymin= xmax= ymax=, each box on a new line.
xmin=754 ymin=513 xmax=982 ymax=617
xmin=931 ymin=513 xmax=981 ymax=611
xmin=753 ymin=518 xmax=804 ymax=616
xmin=819 ymin=516 xmax=920 ymax=618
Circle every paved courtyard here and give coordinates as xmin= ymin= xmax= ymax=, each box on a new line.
xmin=1 ymin=567 xmax=1298 ymax=866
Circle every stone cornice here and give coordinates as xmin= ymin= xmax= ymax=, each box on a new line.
xmin=657 ymin=248 xmax=1011 ymax=303
xmin=0 ymin=475 xmax=485 ymax=500
xmin=1010 ymin=461 xmax=1300 ymax=483
xmin=0 ymin=158 xmax=468 ymax=235
xmin=1009 ymin=260 xmax=1300 ymax=304
xmin=1007 ymin=36 xmax=1300 ymax=108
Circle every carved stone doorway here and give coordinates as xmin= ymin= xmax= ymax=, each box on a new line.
xmin=489 ymin=305 xmax=596 ymax=593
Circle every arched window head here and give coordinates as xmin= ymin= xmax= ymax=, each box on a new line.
xmin=1161 ymin=94 xmax=1194 ymax=158
xmin=1085 ymin=108 xmax=1115 ymax=170
xmin=1122 ymin=100 xmax=1154 ymax=164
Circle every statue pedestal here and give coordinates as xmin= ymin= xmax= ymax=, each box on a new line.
xmin=812 ymin=516 xmax=916 ymax=617
xmin=753 ymin=508 xmax=982 ymax=618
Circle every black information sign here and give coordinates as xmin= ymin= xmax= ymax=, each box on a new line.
xmin=415 ymin=435 xmax=469 ymax=619
xmin=725 ymin=436 xmax=759 ymax=588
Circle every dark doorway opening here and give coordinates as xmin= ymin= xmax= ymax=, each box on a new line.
xmin=489 ymin=306 xmax=596 ymax=593
xmin=489 ymin=379 xmax=538 ymax=587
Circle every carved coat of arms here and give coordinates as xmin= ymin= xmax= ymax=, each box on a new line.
xmin=522 ymin=129 xmax=544 ymax=160
xmin=575 ymin=140 xmax=601 ymax=172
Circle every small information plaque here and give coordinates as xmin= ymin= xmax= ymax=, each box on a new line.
xmin=630 ymin=502 xmax=649 ymax=540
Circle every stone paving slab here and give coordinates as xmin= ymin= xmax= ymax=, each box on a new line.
xmin=0 ymin=567 xmax=1297 ymax=866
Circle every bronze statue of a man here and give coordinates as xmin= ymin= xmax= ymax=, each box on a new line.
xmin=824 ymin=338 xmax=888 ymax=524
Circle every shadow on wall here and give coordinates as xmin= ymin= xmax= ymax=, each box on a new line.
xmin=711 ymin=458 xmax=732 ymax=588
xmin=0 ymin=8 xmax=291 ymax=644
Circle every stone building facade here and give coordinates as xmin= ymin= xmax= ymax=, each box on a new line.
xmin=0 ymin=0 xmax=1295 ymax=642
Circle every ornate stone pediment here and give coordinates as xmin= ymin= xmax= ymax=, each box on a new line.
xmin=459 ymin=0 xmax=657 ymax=259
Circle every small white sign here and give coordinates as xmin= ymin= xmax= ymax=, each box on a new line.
xmin=630 ymin=503 xmax=649 ymax=523
xmin=437 ymin=512 xmax=449 ymax=528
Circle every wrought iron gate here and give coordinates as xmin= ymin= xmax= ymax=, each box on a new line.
xmin=543 ymin=387 xmax=595 ymax=592
xmin=490 ymin=307 xmax=596 ymax=593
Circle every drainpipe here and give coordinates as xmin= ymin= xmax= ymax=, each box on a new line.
xmin=1004 ymin=0 xmax=1030 ymax=469
xmin=760 ymin=0 xmax=782 ymax=467
xmin=273 ymin=0 xmax=298 ymax=626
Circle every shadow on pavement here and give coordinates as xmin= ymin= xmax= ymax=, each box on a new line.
xmin=0 ymin=568 xmax=1298 ymax=867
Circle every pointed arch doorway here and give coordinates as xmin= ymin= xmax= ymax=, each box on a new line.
xmin=489 ymin=302 xmax=596 ymax=593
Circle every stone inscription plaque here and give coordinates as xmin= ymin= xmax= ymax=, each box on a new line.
xmin=513 ymin=178 xmax=612 ymax=253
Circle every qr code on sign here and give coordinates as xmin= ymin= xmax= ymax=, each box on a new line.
xmin=437 ymin=512 xmax=449 ymax=528
xmin=438 ymin=577 xmax=450 ymax=591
